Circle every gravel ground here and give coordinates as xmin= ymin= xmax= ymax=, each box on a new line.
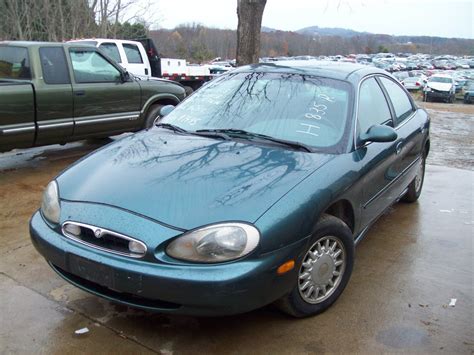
xmin=417 ymin=101 xmax=474 ymax=171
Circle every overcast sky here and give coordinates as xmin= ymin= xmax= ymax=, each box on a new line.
xmin=138 ymin=0 xmax=473 ymax=39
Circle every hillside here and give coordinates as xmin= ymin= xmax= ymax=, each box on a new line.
xmin=149 ymin=24 xmax=474 ymax=62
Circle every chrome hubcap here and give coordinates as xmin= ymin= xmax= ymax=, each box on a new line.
xmin=298 ymin=236 xmax=346 ymax=304
xmin=415 ymin=158 xmax=424 ymax=192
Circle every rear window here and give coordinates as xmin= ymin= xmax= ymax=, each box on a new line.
xmin=39 ymin=47 xmax=70 ymax=84
xmin=123 ymin=43 xmax=143 ymax=64
xmin=0 ymin=46 xmax=31 ymax=79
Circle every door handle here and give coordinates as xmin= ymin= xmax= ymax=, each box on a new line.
xmin=396 ymin=141 xmax=403 ymax=155
xmin=74 ymin=90 xmax=85 ymax=96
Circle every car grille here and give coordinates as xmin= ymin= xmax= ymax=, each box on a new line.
xmin=61 ymin=221 xmax=147 ymax=258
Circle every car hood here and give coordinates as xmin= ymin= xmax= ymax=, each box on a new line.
xmin=427 ymin=82 xmax=452 ymax=91
xmin=58 ymin=130 xmax=333 ymax=230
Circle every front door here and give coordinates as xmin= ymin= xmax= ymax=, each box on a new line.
xmin=356 ymin=77 xmax=399 ymax=227
xmin=68 ymin=47 xmax=141 ymax=138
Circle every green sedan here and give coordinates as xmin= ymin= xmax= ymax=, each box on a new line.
xmin=30 ymin=61 xmax=430 ymax=317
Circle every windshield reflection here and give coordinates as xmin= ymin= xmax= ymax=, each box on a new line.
xmin=162 ymin=72 xmax=351 ymax=153
xmin=110 ymin=132 xmax=321 ymax=206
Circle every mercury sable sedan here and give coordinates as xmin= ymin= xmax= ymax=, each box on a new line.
xmin=30 ymin=61 xmax=430 ymax=317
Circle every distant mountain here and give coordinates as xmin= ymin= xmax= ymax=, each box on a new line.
xmin=261 ymin=26 xmax=279 ymax=33
xmin=296 ymin=26 xmax=370 ymax=37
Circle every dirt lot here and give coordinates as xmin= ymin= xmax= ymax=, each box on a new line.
xmin=0 ymin=102 xmax=473 ymax=354
xmin=418 ymin=101 xmax=474 ymax=171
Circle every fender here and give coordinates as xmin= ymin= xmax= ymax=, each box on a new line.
xmin=140 ymin=93 xmax=181 ymax=119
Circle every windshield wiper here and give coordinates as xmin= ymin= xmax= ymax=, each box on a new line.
xmin=196 ymin=128 xmax=313 ymax=152
xmin=156 ymin=123 xmax=229 ymax=140
xmin=155 ymin=123 xmax=188 ymax=133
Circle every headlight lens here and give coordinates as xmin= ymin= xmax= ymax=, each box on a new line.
xmin=166 ymin=223 xmax=260 ymax=263
xmin=41 ymin=181 xmax=60 ymax=224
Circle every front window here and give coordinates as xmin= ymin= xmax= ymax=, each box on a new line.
xmin=123 ymin=43 xmax=143 ymax=64
xmin=69 ymin=49 xmax=121 ymax=83
xmin=162 ymin=72 xmax=352 ymax=152
xmin=429 ymin=77 xmax=452 ymax=84
xmin=99 ymin=43 xmax=121 ymax=63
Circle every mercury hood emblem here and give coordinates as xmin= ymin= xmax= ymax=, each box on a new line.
xmin=94 ymin=229 xmax=102 ymax=238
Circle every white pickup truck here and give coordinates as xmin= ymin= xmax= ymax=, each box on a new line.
xmin=69 ymin=38 xmax=214 ymax=92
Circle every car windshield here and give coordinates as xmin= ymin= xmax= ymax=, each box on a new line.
xmin=162 ymin=72 xmax=352 ymax=152
xmin=429 ymin=77 xmax=452 ymax=83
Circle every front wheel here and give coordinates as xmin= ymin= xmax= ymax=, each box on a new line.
xmin=144 ymin=104 xmax=164 ymax=129
xmin=276 ymin=214 xmax=354 ymax=317
xmin=402 ymin=154 xmax=426 ymax=203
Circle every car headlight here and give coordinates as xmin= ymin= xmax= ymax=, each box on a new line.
xmin=166 ymin=223 xmax=260 ymax=263
xmin=41 ymin=180 xmax=61 ymax=224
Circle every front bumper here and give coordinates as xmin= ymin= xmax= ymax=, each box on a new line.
xmin=425 ymin=90 xmax=451 ymax=99
xmin=30 ymin=210 xmax=307 ymax=316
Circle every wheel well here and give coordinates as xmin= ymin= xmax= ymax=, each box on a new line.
xmin=324 ymin=200 xmax=355 ymax=233
xmin=150 ymin=98 xmax=178 ymax=110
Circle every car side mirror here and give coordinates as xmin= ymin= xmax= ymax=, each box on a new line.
xmin=121 ymin=71 xmax=131 ymax=82
xmin=360 ymin=124 xmax=397 ymax=144
xmin=160 ymin=105 xmax=175 ymax=117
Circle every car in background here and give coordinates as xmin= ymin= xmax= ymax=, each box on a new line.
xmin=454 ymin=79 xmax=472 ymax=100
xmin=463 ymin=82 xmax=474 ymax=103
xmin=419 ymin=62 xmax=434 ymax=70
xmin=455 ymin=60 xmax=470 ymax=69
xmin=393 ymin=71 xmax=410 ymax=82
xmin=424 ymin=74 xmax=456 ymax=103
xmin=0 ymin=41 xmax=186 ymax=152
xmin=402 ymin=77 xmax=424 ymax=91
xmin=31 ymin=61 xmax=430 ymax=318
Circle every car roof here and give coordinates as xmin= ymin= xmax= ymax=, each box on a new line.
xmin=234 ymin=60 xmax=387 ymax=81
xmin=0 ymin=41 xmax=95 ymax=49
xmin=69 ymin=38 xmax=142 ymax=45
xmin=431 ymin=74 xmax=453 ymax=78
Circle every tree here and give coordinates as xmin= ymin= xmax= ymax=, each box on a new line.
xmin=236 ymin=0 xmax=267 ymax=66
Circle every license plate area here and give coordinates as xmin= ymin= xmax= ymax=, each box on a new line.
xmin=68 ymin=254 xmax=115 ymax=290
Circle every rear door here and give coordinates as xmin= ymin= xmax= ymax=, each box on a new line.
xmin=67 ymin=47 xmax=141 ymax=138
xmin=378 ymin=76 xmax=424 ymax=192
xmin=35 ymin=46 xmax=74 ymax=146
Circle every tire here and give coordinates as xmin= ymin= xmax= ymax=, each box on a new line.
xmin=402 ymin=153 xmax=426 ymax=203
xmin=449 ymin=95 xmax=455 ymax=104
xmin=183 ymin=86 xmax=194 ymax=96
xmin=276 ymin=214 xmax=354 ymax=318
xmin=144 ymin=104 xmax=164 ymax=129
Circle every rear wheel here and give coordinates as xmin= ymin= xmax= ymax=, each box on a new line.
xmin=276 ymin=214 xmax=354 ymax=318
xmin=402 ymin=154 xmax=426 ymax=203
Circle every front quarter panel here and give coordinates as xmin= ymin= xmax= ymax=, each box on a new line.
xmin=255 ymin=153 xmax=363 ymax=253
xmin=139 ymin=80 xmax=186 ymax=115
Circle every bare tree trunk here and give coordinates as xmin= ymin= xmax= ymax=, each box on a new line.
xmin=236 ymin=0 xmax=266 ymax=66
